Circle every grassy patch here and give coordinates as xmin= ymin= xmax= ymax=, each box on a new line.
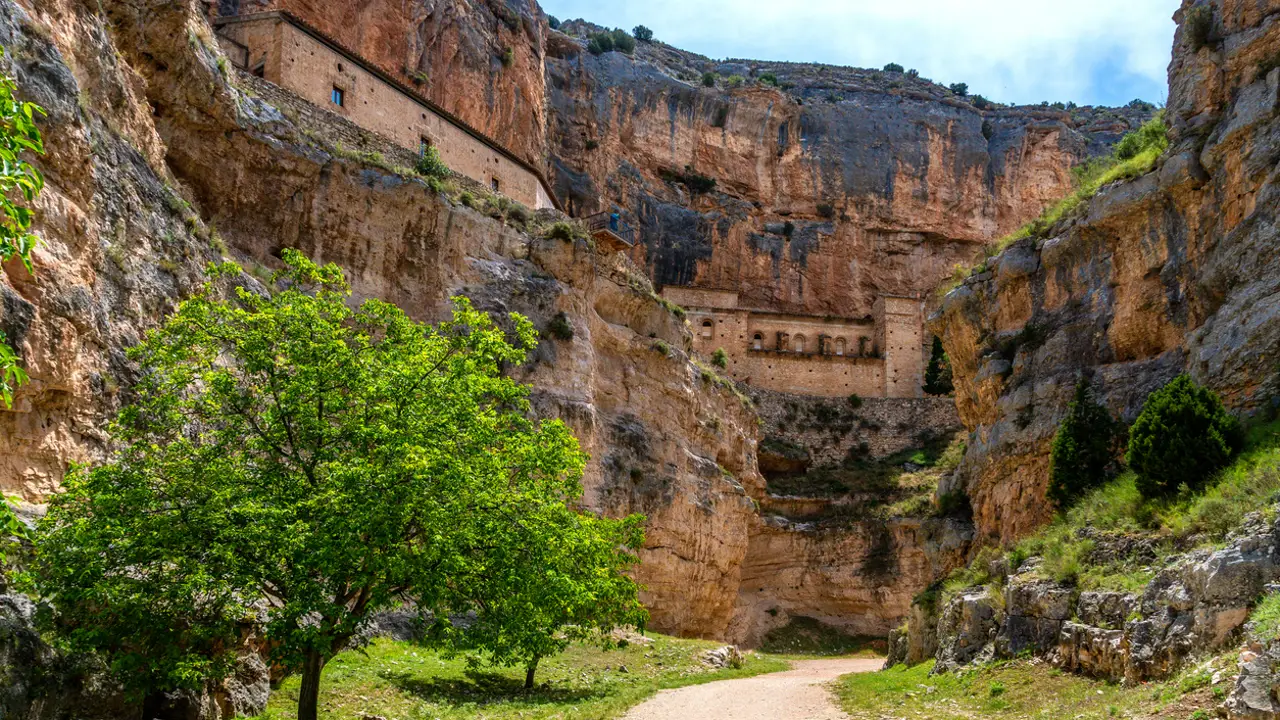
xmin=987 ymin=419 xmax=1280 ymax=594
xmin=759 ymin=616 xmax=886 ymax=658
xmin=257 ymin=635 xmax=788 ymax=720
xmin=837 ymin=657 xmax=1224 ymax=719
xmin=1249 ymin=592 xmax=1280 ymax=641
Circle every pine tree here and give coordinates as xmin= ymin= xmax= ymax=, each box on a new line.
xmin=1048 ymin=379 xmax=1119 ymax=508
xmin=923 ymin=336 xmax=954 ymax=395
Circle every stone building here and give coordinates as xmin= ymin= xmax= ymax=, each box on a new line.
xmin=664 ymin=287 xmax=925 ymax=399
xmin=213 ymin=11 xmax=560 ymax=211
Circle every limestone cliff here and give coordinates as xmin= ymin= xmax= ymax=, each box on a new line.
xmin=544 ymin=23 xmax=1152 ymax=317
xmin=931 ymin=0 xmax=1280 ymax=545
xmin=0 ymin=0 xmax=760 ymax=641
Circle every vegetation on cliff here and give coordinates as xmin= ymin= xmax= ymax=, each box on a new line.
xmin=1128 ymin=375 xmax=1244 ymax=499
xmin=1048 ymin=379 xmax=1121 ymax=509
xmin=29 ymin=254 xmax=644 ymax=718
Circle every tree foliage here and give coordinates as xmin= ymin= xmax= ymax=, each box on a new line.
xmin=32 ymin=252 xmax=644 ymax=719
xmin=1048 ymin=380 xmax=1120 ymax=509
xmin=414 ymin=144 xmax=450 ymax=180
xmin=0 ymin=46 xmax=45 ymax=409
xmin=922 ymin=336 xmax=953 ymax=396
xmin=949 ymin=82 xmax=969 ymax=97
xmin=633 ymin=25 xmax=654 ymax=42
xmin=1127 ymin=375 xmax=1243 ymax=499
xmin=883 ymin=62 xmax=904 ymax=73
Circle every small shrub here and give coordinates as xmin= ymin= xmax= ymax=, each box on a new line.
xmin=726 ymin=75 xmax=746 ymax=88
xmin=1185 ymin=5 xmax=1213 ymax=51
xmin=906 ymin=69 xmax=919 ymax=78
xmin=847 ymin=393 xmax=863 ymax=409
xmin=702 ymin=72 xmax=717 ymax=88
xmin=711 ymin=348 xmax=728 ymax=369
xmin=459 ymin=191 xmax=476 ymax=208
xmin=1127 ymin=375 xmax=1244 ymax=499
xmin=949 ymin=83 xmax=969 ymax=97
xmin=546 ymin=312 xmax=574 ymax=341
xmin=816 ymin=202 xmax=835 ymax=219
xmin=651 ymin=339 xmax=671 ymax=357
xmin=415 ymin=145 xmax=450 ymax=180
xmin=758 ymin=72 xmax=779 ymax=87
xmin=883 ymin=62 xmax=904 ymax=73
xmin=988 ymin=681 xmax=1006 ymax=697
xmin=633 ymin=25 xmax=653 ymax=43
xmin=972 ymin=94 xmax=992 ymax=110
xmin=500 ymin=47 xmax=514 ymax=68
xmin=543 ymin=220 xmax=581 ymax=242
xmin=922 ymin=336 xmax=953 ymax=396
xmin=1049 ymin=379 xmax=1120 ymax=509
xmin=587 ymin=33 xmax=612 ymax=55
xmin=612 ymin=29 xmax=636 ymax=55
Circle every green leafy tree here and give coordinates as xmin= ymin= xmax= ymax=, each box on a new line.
xmin=883 ymin=62 xmax=904 ymax=73
xmin=633 ymin=25 xmax=654 ymax=42
xmin=415 ymin=143 xmax=450 ymax=179
xmin=922 ymin=336 xmax=953 ymax=396
xmin=1127 ymin=375 xmax=1244 ymax=499
xmin=610 ymin=28 xmax=636 ymax=55
xmin=711 ymin=348 xmax=728 ymax=369
xmin=1048 ymin=380 xmax=1120 ymax=508
xmin=0 ymin=46 xmax=46 ymax=409
xmin=949 ymin=82 xmax=969 ymax=96
xmin=33 ymin=251 xmax=642 ymax=720
xmin=429 ymin=510 xmax=645 ymax=688
xmin=702 ymin=72 xmax=717 ymax=88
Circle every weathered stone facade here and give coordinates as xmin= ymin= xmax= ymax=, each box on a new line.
xmin=215 ymin=11 xmax=558 ymax=210
xmin=669 ymin=286 xmax=924 ymax=398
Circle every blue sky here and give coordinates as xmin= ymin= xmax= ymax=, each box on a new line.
xmin=539 ymin=0 xmax=1178 ymax=107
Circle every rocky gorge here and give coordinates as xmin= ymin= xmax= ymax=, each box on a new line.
xmin=4 ymin=0 xmax=1277 ymax=717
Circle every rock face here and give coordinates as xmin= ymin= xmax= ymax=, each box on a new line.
xmin=907 ymin=509 xmax=1280 ymax=688
xmin=545 ymin=24 xmax=1150 ymax=319
xmin=932 ymin=0 xmax=1280 ymax=544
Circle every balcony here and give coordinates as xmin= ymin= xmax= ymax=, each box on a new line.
xmin=586 ymin=212 xmax=635 ymax=249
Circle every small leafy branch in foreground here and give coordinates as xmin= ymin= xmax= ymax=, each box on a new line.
xmin=32 ymin=252 xmax=645 ymax=718
xmin=0 ymin=45 xmax=46 ymax=409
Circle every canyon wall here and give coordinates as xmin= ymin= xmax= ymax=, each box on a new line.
xmin=932 ymin=0 xmax=1280 ymax=545
xmin=544 ymin=25 xmax=1152 ymax=317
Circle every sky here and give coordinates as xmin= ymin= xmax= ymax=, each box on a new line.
xmin=538 ymin=0 xmax=1180 ymax=107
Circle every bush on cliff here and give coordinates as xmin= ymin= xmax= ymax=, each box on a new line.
xmin=923 ymin=336 xmax=953 ymax=396
xmin=883 ymin=62 xmax=904 ymax=73
xmin=1128 ymin=375 xmax=1243 ymax=499
xmin=415 ymin=144 xmax=450 ymax=180
xmin=702 ymin=71 xmax=717 ymax=87
xmin=633 ymin=25 xmax=653 ymax=43
xmin=1048 ymin=379 xmax=1121 ymax=509
xmin=949 ymin=82 xmax=969 ymax=96
xmin=31 ymin=252 xmax=645 ymax=718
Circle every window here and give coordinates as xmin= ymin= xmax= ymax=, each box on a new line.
xmin=490 ymin=177 xmax=501 ymax=192
xmin=793 ymin=334 xmax=806 ymax=353
xmin=835 ymin=338 xmax=846 ymax=356
xmin=419 ymin=137 xmax=433 ymax=157
xmin=752 ymin=333 xmax=763 ymax=351
xmin=331 ymin=86 xmax=345 ymax=107
xmin=701 ymin=320 xmax=713 ymax=338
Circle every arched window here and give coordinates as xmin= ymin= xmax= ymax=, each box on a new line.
xmin=752 ymin=333 xmax=763 ymax=351
xmin=835 ymin=337 xmax=846 ymax=356
xmin=701 ymin=320 xmax=714 ymax=338
xmin=793 ymin=334 xmax=807 ymax=353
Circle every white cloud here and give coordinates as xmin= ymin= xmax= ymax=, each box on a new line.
xmin=541 ymin=0 xmax=1178 ymax=106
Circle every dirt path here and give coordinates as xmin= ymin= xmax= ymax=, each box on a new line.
xmin=620 ymin=657 xmax=882 ymax=720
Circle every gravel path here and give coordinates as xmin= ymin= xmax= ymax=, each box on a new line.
xmin=620 ymin=657 xmax=882 ymax=720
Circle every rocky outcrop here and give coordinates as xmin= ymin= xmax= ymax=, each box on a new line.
xmin=907 ymin=509 xmax=1280 ymax=688
xmin=932 ymin=0 xmax=1280 ymax=544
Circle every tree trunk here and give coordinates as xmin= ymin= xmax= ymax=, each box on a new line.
xmin=525 ymin=656 xmax=540 ymax=690
xmin=298 ymin=650 xmax=326 ymax=720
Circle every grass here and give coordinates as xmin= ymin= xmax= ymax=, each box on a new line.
xmin=837 ymin=656 xmax=1229 ymax=719
xmin=936 ymin=419 xmax=1280 ymax=602
xmin=257 ymin=635 xmax=789 ymax=720
xmin=1249 ymin=592 xmax=1280 ymax=640
xmin=939 ymin=113 xmax=1169 ymax=298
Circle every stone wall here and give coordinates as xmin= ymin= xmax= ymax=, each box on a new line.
xmin=217 ymin=13 xmax=554 ymax=209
